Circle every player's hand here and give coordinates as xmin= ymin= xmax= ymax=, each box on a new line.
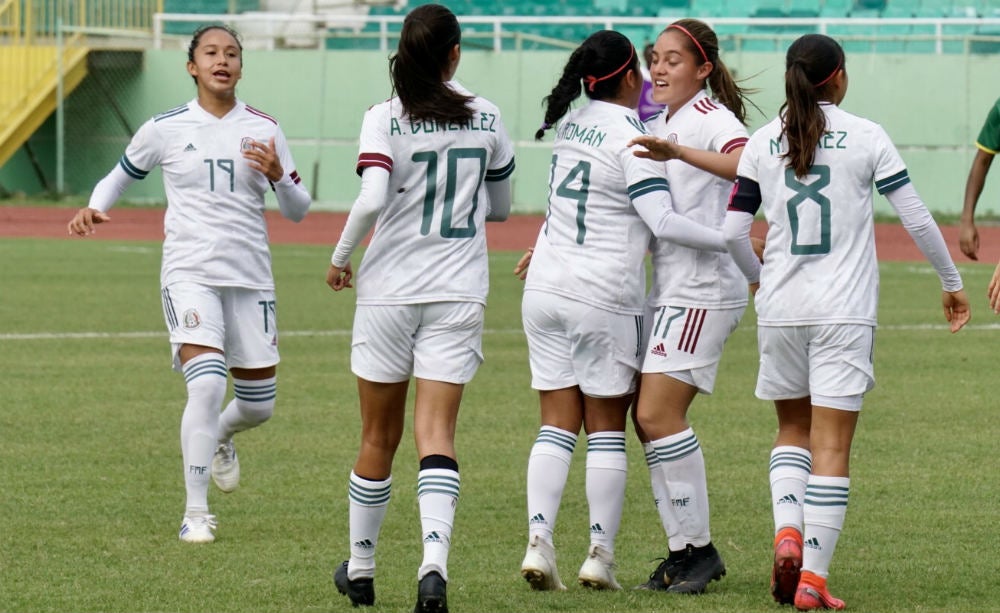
xmin=67 ymin=207 xmax=111 ymax=236
xmin=987 ymin=260 xmax=1000 ymax=314
xmin=513 ymin=247 xmax=534 ymax=280
xmin=243 ymin=137 xmax=284 ymax=183
xmin=943 ymin=288 xmax=970 ymax=332
xmin=750 ymin=236 xmax=766 ymax=262
xmin=327 ymin=261 xmax=353 ymax=291
xmin=958 ymin=220 xmax=979 ymax=261
xmin=627 ymin=135 xmax=682 ymax=162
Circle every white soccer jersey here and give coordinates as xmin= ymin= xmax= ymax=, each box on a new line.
xmin=117 ymin=99 xmax=302 ymax=290
xmin=645 ymin=90 xmax=749 ymax=309
xmin=352 ymin=81 xmax=515 ymax=306
xmin=736 ymin=103 xmax=908 ymax=326
xmin=525 ymin=99 xmax=669 ymax=315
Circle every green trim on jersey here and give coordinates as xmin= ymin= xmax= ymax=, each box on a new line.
xmin=975 ymin=97 xmax=1000 ymax=154
xmin=875 ymin=169 xmax=910 ymax=195
xmin=627 ymin=177 xmax=669 ymax=202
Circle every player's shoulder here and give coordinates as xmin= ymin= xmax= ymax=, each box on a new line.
xmin=243 ymin=103 xmax=278 ymax=125
xmin=152 ymin=102 xmax=191 ymax=123
xmin=746 ymin=116 xmax=783 ymax=148
xmin=363 ymin=97 xmax=395 ymax=121
xmin=469 ymin=93 xmax=502 ymax=117
xmin=643 ymin=108 xmax=666 ymax=128
xmin=691 ymin=96 xmax=727 ymax=117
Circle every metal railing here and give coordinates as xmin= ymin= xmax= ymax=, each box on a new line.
xmin=1 ymin=0 xmax=162 ymax=42
xmin=152 ymin=12 xmax=1000 ymax=54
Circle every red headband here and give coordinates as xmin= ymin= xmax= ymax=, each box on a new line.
xmin=583 ymin=44 xmax=635 ymax=93
xmin=667 ymin=24 xmax=708 ymax=64
xmin=814 ymin=59 xmax=842 ymax=88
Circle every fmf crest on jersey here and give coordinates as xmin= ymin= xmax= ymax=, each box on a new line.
xmin=667 ymin=133 xmax=679 ymax=144
xmin=183 ymin=309 xmax=201 ymax=329
xmin=240 ymin=137 xmax=259 ymax=152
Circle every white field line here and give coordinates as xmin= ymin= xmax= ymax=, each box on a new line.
xmin=3 ymin=323 xmax=1000 ymax=341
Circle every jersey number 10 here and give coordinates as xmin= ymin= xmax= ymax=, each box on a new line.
xmin=412 ymin=147 xmax=487 ymax=239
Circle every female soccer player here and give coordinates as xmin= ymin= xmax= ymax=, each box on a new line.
xmin=325 ymin=5 xmax=515 ymax=612
xmin=67 ymin=25 xmax=311 ymax=544
xmin=519 ymin=29 xmax=729 ymax=593
xmin=723 ymin=34 xmax=970 ymax=610
xmin=626 ymin=18 xmax=757 ymax=595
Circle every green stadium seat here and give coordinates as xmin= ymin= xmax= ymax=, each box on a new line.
xmin=786 ymin=0 xmax=820 ymax=32
xmin=657 ymin=6 xmax=689 ymax=19
xmin=689 ymin=0 xmax=727 ymax=17
xmin=820 ymin=0 xmax=852 ymax=16
xmin=854 ymin=0 xmax=887 ymax=10
xmin=630 ymin=0 xmax=681 ymax=16
xmin=885 ymin=0 xmax=921 ymax=13
xmin=944 ymin=4 xmax=980 ymax=17
xmin=881 ymin=4 xmax=914 ymax=17
xmin=595 ymin=0 xmax=628 ymax=14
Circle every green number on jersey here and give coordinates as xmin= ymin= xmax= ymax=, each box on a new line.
xmin=412 ymin=147 xmax=487 ymax=239
xmin=203 ymin=158 xmax=235 ymax=192
xmin=550 ymin=155 xmax=592 ymax=244
xmin=785 ymin=165 xmax=831 ymax=255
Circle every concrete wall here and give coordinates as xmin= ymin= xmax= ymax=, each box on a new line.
xmin=4 ymin=47 xmax=999 ymax=216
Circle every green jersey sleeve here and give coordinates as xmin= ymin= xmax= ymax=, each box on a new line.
xmin=975 ymin=97 xmax=1000 ymax=154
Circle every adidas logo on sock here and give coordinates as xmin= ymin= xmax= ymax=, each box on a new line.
xmin=423 ymin=531 xmax=448 ymax=545
xmin=529 ymin=513 xmax=546 ymax=525
xmin=651 ymin=343 xmax=668 ymax=357
xmin=804 ymin=537 xmax=822 ymax=550
xmin=778 ymin=494 xmax=800 ymax=505
xmin=352 ymin=538 xmax=374 ymax=550
xmin=589 ymin=523 xmax=606 ymax=535
xmin=184 ymin=143 xmax=197 ymax=152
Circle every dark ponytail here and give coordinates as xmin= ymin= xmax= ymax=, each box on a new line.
xmin=781 ymin=34 xmax=846 ymax=177
xmin=390 ymin=3 xmax=474 ymax=124
xmin=536 ymin=30 xmax=638 ymax=140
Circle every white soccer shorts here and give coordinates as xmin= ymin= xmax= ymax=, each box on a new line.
xmin=641 ymin=304 xmax=745 ymax=394
xmin=755 ymin=323 xmax=875 ymax=411
xmin=522 ymin=289 xmax=642 ymax=397
xmin=351 ymin=301 xmax=485 ymax=384
xmin=161 ymin=282 xmax=279 ymax=371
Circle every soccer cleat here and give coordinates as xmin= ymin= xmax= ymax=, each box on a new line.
xmin=794 ymin=571 xmax=845 ymax=611
xmin=211 ymin=439 xmax=240 ymax=493
xmin=666 ymin=542 xmax=726 ymax=594
xmin=520 ymin=535 xmax=567 ymax=591
xmin=577 ymin=544 xmax=622 ymax=590
xmin=633 ymin=552 xmax=685 ymax=591
xmin=772 ymin=528 xmax=803 ymax=605
xmin=333 ymin=561 xmax=375 ymax=607
xmin=413 ymin=570 xmax=448 ymax=613
xmin=178 ymin=514 xmax=217 ymax=543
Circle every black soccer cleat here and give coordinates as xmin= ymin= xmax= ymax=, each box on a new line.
xmin=413 ymin=570 xmax=448 ymax=613
xmin=633 ymin=551 xmax=686 ymax=591
xmin=333 ymin=560 xmax=375 ymax=607
xmin=665 ymin=543 xmax=726 ymax=595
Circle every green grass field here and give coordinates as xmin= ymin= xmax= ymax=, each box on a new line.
xmin=0 ymin=237 xmax=997 ymax=613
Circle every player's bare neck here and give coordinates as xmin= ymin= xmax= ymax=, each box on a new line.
xmin=199 ymin=93 xmax=237 ymax=119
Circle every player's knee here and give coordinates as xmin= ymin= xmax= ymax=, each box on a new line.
xmin=236 ymin=397 xmax=274 ymax=426
xmin=186 ymin=372 xmax=228 ymax=409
